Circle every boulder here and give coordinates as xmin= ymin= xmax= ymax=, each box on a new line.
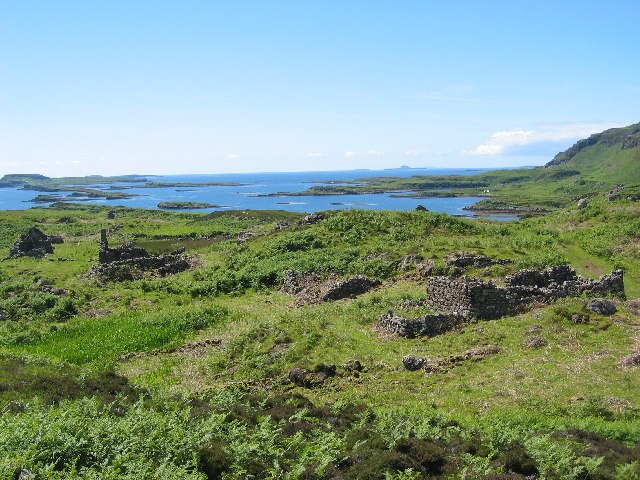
xmin=577 ymin=198 xmax=589 ymax=209
xmin=288 ymin=364 xmax=336 ymax=388
xmin=298 ymin=213 xmax=325 ymax=225
xmin=402 ymin=355 xmax=425 ymax=371
xmin=586 ymin=298 xmax=617 ymax=315
xmin=522 ymin=336 xmax=547 ymax=348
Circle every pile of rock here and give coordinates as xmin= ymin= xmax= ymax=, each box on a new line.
xmin=402 ymin=345 xmax=500 ymax=374
xmin=10 ymin=227 xmax=63 ymax=258
xmin=288 ymin=364 xmax=337 ymax=388
xmin=283 ymin=270 xmax=381 ymax=305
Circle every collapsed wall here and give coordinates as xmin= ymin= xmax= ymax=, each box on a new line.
xmin=380 ymin=265 xmax=625 ymax=338
xmin=89 ymin=229 xmax=194 ymax=281
xmin=426 ymin=266 xmax=624 ymax=320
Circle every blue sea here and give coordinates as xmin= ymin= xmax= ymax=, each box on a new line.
xmin=0 ymin=168 xmax=517 ymax=220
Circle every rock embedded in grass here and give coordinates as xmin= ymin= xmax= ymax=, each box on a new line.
xmin=586 ymin=298 xmax=617 ymax=315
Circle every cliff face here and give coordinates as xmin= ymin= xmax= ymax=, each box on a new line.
xmin=545 ymin=122 xmax=640 ymax=167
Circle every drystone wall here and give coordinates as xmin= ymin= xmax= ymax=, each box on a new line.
xmin=381 ymin=265 xmax=626 ymax=338
xmin=426 ymin=266 xmax=624 ymax=321
xmin=378 ymin=311 xmax=465 ymax=338
xmin=426 ymin=276 xmax=509 ymax=319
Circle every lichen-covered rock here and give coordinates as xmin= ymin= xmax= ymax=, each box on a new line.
xmin=402 ymin=355 xmax=425 ymax=371
xmin=400 ymin=254 xmax=423 ymax=271
xmin=570 ymin=313 xmax=590 ymax=324
xmin=522 ymin=336 xmax=547 ymax=348
xmin=10 ymin=227 xmax=59 ymax=258
xmin=298 ymin=213 xmax=325 ymax=225
xmin=586 ymin=298 xmax=617 ymax=315
xmin=577 ymin=198 xmax=589 ymax=209
xmin=415 ymin=259 xmax=436 ymax=278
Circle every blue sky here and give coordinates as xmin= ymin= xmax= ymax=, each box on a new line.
xmin=1 ymin=1 xmax=639 ymax=176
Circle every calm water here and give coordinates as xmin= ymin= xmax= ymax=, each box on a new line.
xmin=0 ymin=168 xmax=517 ymax=221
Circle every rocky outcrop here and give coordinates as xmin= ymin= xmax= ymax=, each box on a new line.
xmin=379 ymin=311 xmax=465 ymax=338
xmin=622 ymin=135 xmax=640 ymax=149
xmin=10 ymin=227 xmax=62 ymax=258
xmin=286 ymin=271 xmax=381 ymax=305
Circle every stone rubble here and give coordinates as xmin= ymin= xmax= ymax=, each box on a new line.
xmin=283 ymin=270 xmax=381 ymax=305
xmin=88 ymin=229 xmax=194 ymax=281
xmin=10 ymin=227 xmax=63 ymax=258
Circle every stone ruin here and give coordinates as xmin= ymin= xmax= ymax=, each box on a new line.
xmin=379 ymin=311 xmax=465 ymax=338
xmin=427 ymin=265 xmax=624 ymax=320
xmin=88 ymin=229 xmax=195 ymax=281
xmin=282 ymin=269 xmax=380 ymax=305
xmin=379 ymin=265 xmax=625 ymax=338
xmin=10 ymin=227 xmax=63 ymax=258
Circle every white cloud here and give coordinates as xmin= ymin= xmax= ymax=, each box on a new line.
xmin=226 ymin=154 xmax=240 ymax=160
xmin=404 ymin=149 xmax=426 ymax=157
xmin=471 ymin=122 xmax=626 ymax=156
xmin=305 ymin=152 xmax=323 ymax=158
xmin=0 ymin=161 xmax=30 ymax=167
xmin=344 ymin=150 xmax=384 ymax=158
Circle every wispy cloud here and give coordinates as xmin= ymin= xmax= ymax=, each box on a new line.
xmin=404 ymin=150 xmax=426 ymax=157
xmin=470 ymin=122 xmax=626 ymax=156
xmin=305 ymin=152 xmax=323 ymax=158
xmin=344 ymin=150 xmax=384 ymax=158
xmin=226 ymin=154 xmax=240 ymax=160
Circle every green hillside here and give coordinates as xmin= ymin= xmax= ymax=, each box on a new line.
xmin=293 ymin=123 xmax=640 ymax=214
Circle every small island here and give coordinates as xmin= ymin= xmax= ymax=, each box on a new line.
xmin=157 ymin=201 xmax=221 ymax=209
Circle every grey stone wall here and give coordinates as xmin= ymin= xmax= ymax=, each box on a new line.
xmin=379 ymin=311 xmax=465 ymax=338
xmin=426 ymin=276 xmax=509 ymax=319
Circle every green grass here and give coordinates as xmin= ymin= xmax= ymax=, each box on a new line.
xmin=14 ymin=305 xmax=228 ymax=367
